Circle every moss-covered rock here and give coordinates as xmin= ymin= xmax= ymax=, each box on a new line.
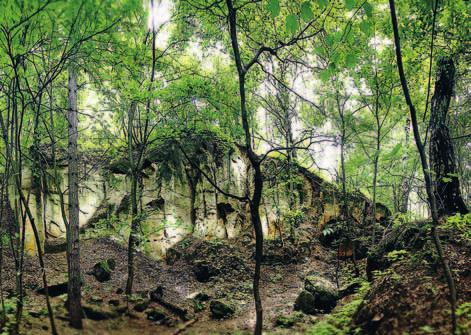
xmin=90 ymin=259 xmax=116 ymax=282
xmin=294 ymin=276 xmax=339 ymax=314
xmin=275 ymin=311 xmax=304 ymax=328
xmin=210 ymin=300 xmax=235 ymax=319
xmin=294 ymin=290 xmax=317 ymax=315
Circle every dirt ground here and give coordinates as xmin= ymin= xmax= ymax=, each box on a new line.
xmin=1 ymin=236 xmax=339 ymax=334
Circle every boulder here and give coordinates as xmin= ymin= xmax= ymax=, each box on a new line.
xmin=133 ymin=299 xmax=150 ymax=312
xmin=90 ymin=259 xmax=116 ymax=282
xmin=304 ymin=275 xmax=338 ymax=312
xmin=36 ymin=282 xmax=68 ymax=297
xmin=82 ymin=304 xmax=119 ymax=320
xmin=44 ymin=238 xmax=67 ymax=254
xmin=294 ymin=290 xmax=317 ymax=315
xmin=210 ymin=300 xmax=235 ymax=319
xmin=149 ymin=286 xmax=193 ymax=320
xmin=146 ymin=308 xmax=167 ymax=322
xmin=193 ymin=261 xmax=219 ymax=282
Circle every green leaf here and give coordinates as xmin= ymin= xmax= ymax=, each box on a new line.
xmin=286 ymin=14 xmax=299 ymax=34
xmin=344 ymin=0 xmax=355 ymax=10
xmin=325 ymin=34 xmax=335 ymax=46
xmin=266 ymin=0 xmax=280 ymax=18
xmin=318 ymin=0 xmax=328 ymax=9
xmin=360 ymin=20 xmax=371 ymax=35
xmin=320 ymin=68 xmax=331 ymax=81
xmin=300 ymin=2 xmax=314 ymax=22
xmin=346 ymin=53 xmax=356 ymax=68
xmin=363 ymin=2 xmax=373 ymax=17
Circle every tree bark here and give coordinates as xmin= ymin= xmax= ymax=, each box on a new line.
xmin=67 ymin=64 xmax=83 ymax=329
xmin=126 ymin=102 xmax=139 ymax=295
xmin=429 ymin=57 xmax=468 ymax=216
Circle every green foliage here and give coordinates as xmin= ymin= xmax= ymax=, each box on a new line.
xmin=386 ymin=249 xmax=408 ymax=263
xmin=456 ymin=302 xmax=471 ymax=335
xmin=0 ymin=297 xmax=17 ymax=334
xmin=285 ymin=14 xmax=299 ymax=34
xmin=443 ymin=213 xmax=471 ymax=241
xmin=307 ymin=281 xmax=370 ymax=334
xmin=266 ymin=0 xmax=280 ymax=18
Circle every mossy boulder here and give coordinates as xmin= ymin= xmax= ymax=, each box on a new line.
xmin=90 ymin=259 xmax=116 ymax=282
xmin=304 ymin=275 xmax=338 ymax=312
xmin=294 ymin=290 xmax=317 ymax=315
xmin=210 ymin=300 xmax=235 ymax=319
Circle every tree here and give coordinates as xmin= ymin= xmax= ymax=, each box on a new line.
xmin=388 ymin=0 xmax=457 ymax=332
xmin=429 ymin=57 xmax=468 ymax=216
xmin=66 ymin=60 xmax=82 ymax=328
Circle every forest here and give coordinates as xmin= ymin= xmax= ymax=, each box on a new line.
xmin=0 ymin=0 xmax=469 ymax=334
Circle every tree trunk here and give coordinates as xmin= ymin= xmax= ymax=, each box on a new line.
xmin=126 ymin=102 xmax=139 ymax=295
xmin=429 ymin=57 xmax=468 ymax=216
xmin=67 ymin=64 xmax=83 ymax=329
xmin=226 ymin=1 xmax=264 ymax=333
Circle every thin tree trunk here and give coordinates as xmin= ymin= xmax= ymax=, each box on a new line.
xmin=67 ymin=64 xmax=83 ymax=329
xmin=388 ymin=2 xmax=457 ymax=332
xmin=126 ymin=102 xmax=139 ymax=295
xmin=226 ymin=1 xmax=264 ymax=333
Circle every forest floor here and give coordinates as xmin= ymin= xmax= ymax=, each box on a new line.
xmin=1 ymin=235 xmax=341 ymax=335
xmin=1 ymin=224 xmax=470 ymax=335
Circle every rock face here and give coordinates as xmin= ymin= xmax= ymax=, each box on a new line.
xmin=12 ymin=143 xmax=388 ymax=259
xmin=295 ymin=276 xmax=338 ymax=314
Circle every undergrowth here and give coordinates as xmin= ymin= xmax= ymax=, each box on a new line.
xmin=307 ymin=281 xmax=370 ymax=335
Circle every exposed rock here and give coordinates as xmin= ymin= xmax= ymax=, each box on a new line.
xmin=165 ymin=247 xmax=181 ymax=265
xmin=193 ymin=260 xmax=220 ymax=282
xmin=82 ymin=304 xmax=119 ymax=320
xmin=304 ymin=275 xmax=338 ymax=312
xmin=44 ymin=238 xmax=67 ymax=254
xmin=149 ymin=286 xmax=192 ymax=320
xmin=146 ymin=197 xmax=165 ymax=210
xmin=366 ymin=223 xmax=427 ymax=281
xmin=90 ymin=259 xmax=116 ymax=282
xmin=133 ymin=299 xmax=150 ymax=312
xmin=146 ymin=308 xmax=167 ymax=322
xmin=116 ymin=194 xmax=130 ymax=215
xmin=36 ymin=282 xmax=68 ymax=297
xmin=294 ymin=290 xmax=317 ymax=315
xmin=210 ymin=300 xmax=235 ymax=319
xmin=80 ymin=202 xmax=111 ymax=232
xmin=261 ymin=239 xmax=305 ymax=265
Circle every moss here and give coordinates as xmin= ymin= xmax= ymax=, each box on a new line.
xmin=307 ymin=281 xmax=369 ymax=335
xmin=275 ymin=311 xmax=304 ymax=328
